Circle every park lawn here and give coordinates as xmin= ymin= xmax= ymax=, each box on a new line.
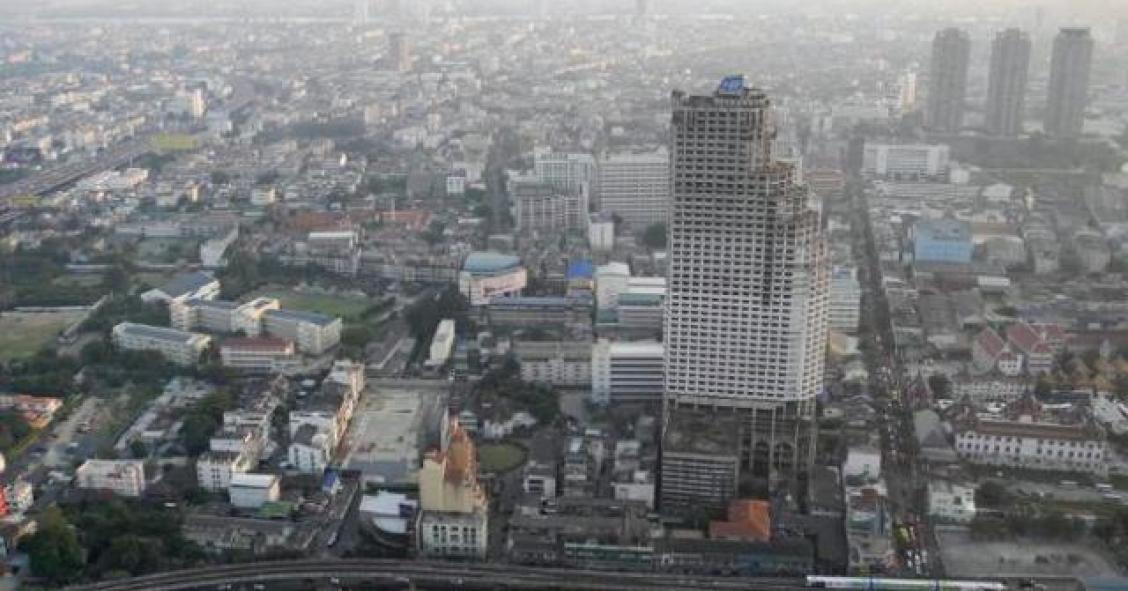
xmin=136 ymin=238 xmax=199 ymax=264
xmin=251 ymin=288 xmax=372 ymax=321
xmin=477 ymin=442 xmax=528 ymax=474
xmin=0 ymin=311 xmax=86 ymax=361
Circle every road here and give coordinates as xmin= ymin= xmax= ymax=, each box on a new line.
xmin=850 ymin=176 xmax=943 ymax=578
xmin=64 ymin=559 xmax=811 ymax=591
xmin=0 ymin=138 xmax=154 ymax=203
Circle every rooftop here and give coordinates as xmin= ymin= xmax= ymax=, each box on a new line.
xmin=916 ymin=218 xmax=971 ymax=243
xmin=264 ymin=308 xmax=337 ymax=327
xmin=115 ymin=322 xmax=208 ymax=345
xmin=463 ymin=251 xmax=522 ymax=274
xmin=160 ymin=271 xmax=217 ymax=298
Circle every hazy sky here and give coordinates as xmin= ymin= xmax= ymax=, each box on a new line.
xmin=0 ymin=0 xmax=1122 ymax=21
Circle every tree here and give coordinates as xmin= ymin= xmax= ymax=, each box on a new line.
xmin=129 ymin=440 xmax=149 ymax=459
xmin=642 ymin=222 xmax=667 ymax=249
xmin=975 ymin=481 xmax=1012 ymax=509
xmin=23 ymin=506 xmax=84 ymax=585
xmin=927 ymin=374 xmax=952 ymax=398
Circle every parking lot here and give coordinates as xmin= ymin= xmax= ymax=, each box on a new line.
xmin=339 ymin=381 xmax=448 ymax=486
xmin=936 ymin=526 xmax=1119 ymax=578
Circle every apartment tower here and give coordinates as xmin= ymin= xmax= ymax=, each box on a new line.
xmin=985 ymin=29 xmax=1032 ymax=137
xmin=926 ymin=28 xmax=971 ymax=133
xmin=660 ymin=77 xmax=829 ymax=516
xmin=1045 ymin=27 xmax=1094 ymax=138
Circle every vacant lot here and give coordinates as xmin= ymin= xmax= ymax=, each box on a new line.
xmin=936 ymin=526 xmax=1118 ymax=578
xmin=477 ymin=442 xmax=528 ymax=474
xmin=249 ymin=287 xmax=372 ymax=320
xmin=136 ymin=237 xmax=198 ymax=264
xmin=0 ymin=310 xmax=86 ymax=361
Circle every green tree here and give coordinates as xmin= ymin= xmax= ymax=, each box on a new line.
xmin=975 ymin=481 xmax=1012 ymax=509
xmin=641 ymin=222 xmax=667 ymax=249
xmin=24 ymin=506 xmax=84 ymax=585
xmin=927 ymin=374 xmax=952 ymax=398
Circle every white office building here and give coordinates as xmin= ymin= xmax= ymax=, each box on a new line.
xmin=662 ymin=77 xmax=829 ymax=506
xmin=829 ymin=266 xmax=862 ymax=334
xmin=112 ymin=322 xmax=212 ymax=366
xmin=596 ymin=148 xmax=670 ymax=229
xmin=588 ymin=213 xmax=616 ymax=253
xmin=533 ymin=148 xmax=595 ymax=194
xmin=591 ymin=340 xmax=664 ymax=405
xmin=862 ymin=143 xmax=950 ymax=179
xmin=511 ymin=177 xmax=588 ymax=233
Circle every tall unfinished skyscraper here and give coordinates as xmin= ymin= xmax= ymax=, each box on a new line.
xmin=660 ymin=77 xmax=829 ymax=516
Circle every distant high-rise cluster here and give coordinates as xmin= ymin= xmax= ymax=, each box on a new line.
xmin=928 ymin=25 xmax=1095 ymax=138
xmin=1045 ymin=28 xmax=1094 ymax=138
xmin=926 ymin=28 xmax=971 ymax=133
xmin=985 ymin=29 xmax=1031 ymax=137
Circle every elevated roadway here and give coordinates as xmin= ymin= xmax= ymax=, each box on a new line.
xmin=65 ymin=559 xmax=810 ymax=591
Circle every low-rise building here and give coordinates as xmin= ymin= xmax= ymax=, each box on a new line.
xmin=219 ymin=337 xmax=297 ymax=373
xmin=171 ymin=297 xmax=280 ymax=335
xmin=289 ymin=423 xmax=332 ymax=474
xmin=417 ymin=418 xmax=489 ymax=559
xmin=261 ymin=309 xmax=341 ymax=355
xmin=112 ymin=322 xmax=212 ymax=366
xmin=75 ymin=459 xmax=146 ymax=497
xmin=954 ymin=416 xmax=1108 ymax=476
xmin=928 ymin=481 xmax=977 ymax=523
xmin=140 ymin=271 xmax=221 ymax=305
xmin=514 ymin=340 xmax=592 ymax=387
xmin=459 ymin=252 xmax=527 ymax=307
xmin=228 ymin=473 xmax=281 ymax=509
xmin=197 ymin=450 xmax=254 ymax=492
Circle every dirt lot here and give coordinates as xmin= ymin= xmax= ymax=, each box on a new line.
xmin=936 ymin=525 xmax=1119 ymax=578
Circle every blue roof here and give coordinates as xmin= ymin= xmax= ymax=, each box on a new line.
xmin=566 ymin=260 xmax=594 ymax=280
xmin=717 ymin=75 xmax=746 ymax=95
xmin=463 ymin=251 xmax=522 ymax=274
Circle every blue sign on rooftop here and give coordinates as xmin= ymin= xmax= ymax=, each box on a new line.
xmin=717 ymin=75 xmax=745 ymax=95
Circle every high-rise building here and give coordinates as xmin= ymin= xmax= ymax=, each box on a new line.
xmin=388 ymin=32 xmax=412 ymax=73
xmin=660 ymin=77 xmax=829 ymax=515
xmin=926 ymin=28 xmax=971 ymax=133
xmin=636 ymin=0 xmax=649 ymax=18
xmin=985 ymin=29 xmax=1031 ymax=137
xmin=595 ymin=149 xmax=670 ymax=230
xmin=1045 ymin=28 xmax=1094 ymax=138
xmin=532 ymin=148 xmax=595 ymax=194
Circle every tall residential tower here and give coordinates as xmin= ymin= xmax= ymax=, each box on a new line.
xmin=1045 ymin=27 xmax=1094 ymax=138
xmin=660 ymin=77 xmax=829 ymax=516
xmin=985 ymin=29 xmax=1031 ymax=137
xmin=926 ymin=28 xmax=971 ymax=133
